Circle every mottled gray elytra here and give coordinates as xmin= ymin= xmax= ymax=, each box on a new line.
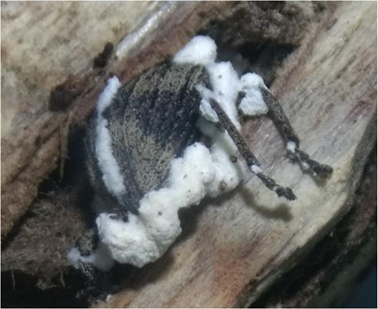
xmin=85 ymin=63 xmax=211 ymax=215
xmin=85 ymin=62 xmax=332 ymax=215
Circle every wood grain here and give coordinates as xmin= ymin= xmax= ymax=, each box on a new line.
xmin=100 ymin=2 xmax=376 ymax=307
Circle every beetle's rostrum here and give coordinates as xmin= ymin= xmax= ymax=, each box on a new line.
xmin=70 ymin=35 xmax=332 ymax=270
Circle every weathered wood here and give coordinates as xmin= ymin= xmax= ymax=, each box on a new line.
xmin=254 ymin=148 xmax=376 ymax=307
xmin=100 ymin=2 xmax=376 ymax=307
xmin=1 ymin=1 xmax=376 ymax=307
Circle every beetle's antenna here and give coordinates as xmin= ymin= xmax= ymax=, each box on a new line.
xmin=260 ymin=88 xmax=333 ymax=178
xmin=208 ymin=98 xmax=296 ymax=201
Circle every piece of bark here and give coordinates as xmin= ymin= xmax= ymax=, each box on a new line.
xmin=1 ymin=186 xmax=96 ymax=285
xmin=99 ymin=2 xmax=376 ymax=307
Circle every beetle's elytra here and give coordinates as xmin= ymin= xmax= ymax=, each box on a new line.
xmin=85 ymin=63 xmax=211 ymax=215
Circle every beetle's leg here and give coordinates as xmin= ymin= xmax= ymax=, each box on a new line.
xmin=260 ymin=87 xmax=333 ymax=178
xmin=209 ymin=98 xmax=296 ymax=201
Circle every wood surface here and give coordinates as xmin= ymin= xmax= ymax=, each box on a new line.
xmin=1 ymin=1 xmax=376 ymax=307
xmin=100 ymin=2 xmax=376 ymax=307
xmin=254 ymin=148 xmax=376 ymax=307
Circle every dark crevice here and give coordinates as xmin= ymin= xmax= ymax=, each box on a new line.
xmin=1 ymin=270 xmax=88 ymax=308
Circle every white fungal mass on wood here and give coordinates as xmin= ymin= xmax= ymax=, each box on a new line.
xmin=68 ymin=36 xmax=281 ymax=270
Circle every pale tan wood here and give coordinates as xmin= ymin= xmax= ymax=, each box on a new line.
xmin=100 ymin=2 xmax=376 ymax=307
xmin=1 ymin=1 xmax=156 ymax=137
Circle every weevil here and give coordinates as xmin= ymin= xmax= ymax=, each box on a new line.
xmin=78 ymin=35 xmax=333 ymax=270
xmin=85 ymin=64 xmax=332 ymax=217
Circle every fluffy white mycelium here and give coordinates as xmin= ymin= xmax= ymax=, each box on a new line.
xmin=68 ymin=36 xmax=270 ymax=270
xmin=94 ymin=77 xmax=125 ymax=198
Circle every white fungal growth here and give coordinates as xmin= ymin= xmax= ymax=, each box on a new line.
xmin=97 ymin=143 xmax=217 ymax=267
xmin=70 ymin=35 xmax=270 ymax=270
xmin=286 ymin=141 xmax=297 ymax=153
xmin=251 ymin=164 xmax=262 ymax=174
xmin=173 ymin=35 xmax=217 ymax=66
xmin=67 ymin=244 xmax=115 ymax=272
xmin=174 ymin=35 xmax=269 ymax=125
xmin=95 ymin=77 xmax=126 ymax=197
xmin=286 ymin=141 xmax=310 ymax=170
xmin=239 ymin=73 xmax=269 ymax=116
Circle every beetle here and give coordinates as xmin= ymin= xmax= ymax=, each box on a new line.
xmin=76 ymin=35 xmax=333 ymax=272
xmin=84 ymin=61 xmax=332 ymax=217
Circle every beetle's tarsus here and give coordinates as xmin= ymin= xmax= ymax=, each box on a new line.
xmin=294 ymin=148 xmax=333 ymax=178
xmin=255 ymin=171 xmax=297 ymax=201
xmin=278 ymin=187 xmax=297 ymax=201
